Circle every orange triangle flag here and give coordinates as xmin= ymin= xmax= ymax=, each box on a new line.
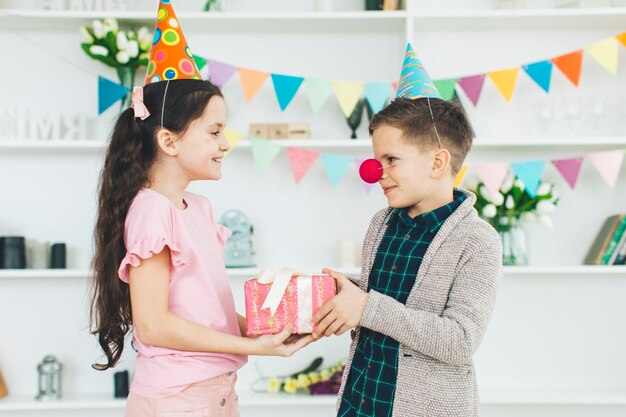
xmin=617 ymin=32 xmax=626 ymax=48
xmin=238 ymin=68 xmax=269 ymax=102
xmin=486 ymin=67 xmax=519 ymax=102
xmin=552 ymin=50 xmax=583 ymax=87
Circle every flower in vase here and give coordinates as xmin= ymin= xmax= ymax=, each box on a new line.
xmin=308 ymin=371 xmax=321 ymax=384
xmin=267 ymin=378 xmax=281 ymax=393
xmin=297 ymin=373 xmax=311 ymax=389
xmin=283 ymin=378 xmax=298 ymax=394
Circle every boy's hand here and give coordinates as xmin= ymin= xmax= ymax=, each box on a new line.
xmin=311 ymin=268 xmax=368 ymax=338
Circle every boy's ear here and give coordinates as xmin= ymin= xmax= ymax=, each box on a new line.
xmin=432 ymin=148 xmax=452 ymax=178
xmin=156 ymin=129 xmax=179 ymax=156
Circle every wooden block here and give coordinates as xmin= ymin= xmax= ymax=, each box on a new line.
xmin=249 ymin=123 xmax=270 ymax=139
xmin=268 ymin=124 xmax=289 ymax=139
xmin=287 ymin=123 xmax=310 ymax=139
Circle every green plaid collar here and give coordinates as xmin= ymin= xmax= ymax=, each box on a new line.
xmin=387 ymin=189 xmax=467 ymax=233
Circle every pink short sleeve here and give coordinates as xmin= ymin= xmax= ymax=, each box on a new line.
xmin=118 ymin=193 xmax=186 ymax=283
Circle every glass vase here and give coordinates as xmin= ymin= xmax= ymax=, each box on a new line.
xmin=116 ymin=66 xmax=136 ymax=112
xmin=496 ymin=217 xmax=529 ymax=266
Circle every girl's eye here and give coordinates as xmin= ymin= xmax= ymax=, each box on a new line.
xmin=211 ymin=131 xmax=220 ymax=137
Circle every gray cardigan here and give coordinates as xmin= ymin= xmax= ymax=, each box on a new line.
xmin=338 ymin=190 xmax=502 ymax=417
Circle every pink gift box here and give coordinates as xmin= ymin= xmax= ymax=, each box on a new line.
xmin=244 ymin=272 xmax=337 ymax=336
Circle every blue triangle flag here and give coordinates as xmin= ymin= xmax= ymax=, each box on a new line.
xmin=271 ymin=74 xmax=304 ymax=111
xmin=522 ymin=60 xmax=552 ymax=93
xmin=98 ymin=76 xmax=130 ymax=114
xmin=364 ymin=82 xmax=391 ymax=114
xmin=321 ymin=154 xmax=353 ymax=187
xmin=511 ymin=160 xmax=545 ymax=198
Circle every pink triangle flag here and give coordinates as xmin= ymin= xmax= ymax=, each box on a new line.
xmin=286 ymin=147 xmax=320 ymax=184
xmin=588 ymin=149 xmax=624 ymax=188
xmin=551 ymin=157 xmax=583 ymax=189
xmin=457 ymin=74 xmax=486 ymax=107
xmin=476 ymin=163 xmax=510 ymax=198
xmin=355 ymin=158 xmax=377 ymax=193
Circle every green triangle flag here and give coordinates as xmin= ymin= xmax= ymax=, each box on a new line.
xmin=250 ymin=137 xmax=283 ymax=170
xmin=194 ymin=55 xmax=208 ymax=71
xmin=434 ymin=79 xmax=457 ymax=101
xmin=304 ymin=79 xmax=333 ymax=113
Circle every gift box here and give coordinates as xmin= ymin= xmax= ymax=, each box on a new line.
xmin=244 ymin=268 xmax=337 ymax=336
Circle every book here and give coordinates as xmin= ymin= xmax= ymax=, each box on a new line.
xmin=583 ymin=214 xmax=625 ymax=265
xmin=601 ymin=216 xmax=626 ymax=265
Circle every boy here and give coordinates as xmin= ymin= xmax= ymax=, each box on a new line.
xmin=311 ymin=45 xmax=502 ymax=417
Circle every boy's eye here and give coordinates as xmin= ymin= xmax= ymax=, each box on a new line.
xmin=387 ymin=157 xmax=397 ymax=163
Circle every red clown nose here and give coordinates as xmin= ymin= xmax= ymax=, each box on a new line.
xmin=359 ymin=158 xmax=383 ymax=184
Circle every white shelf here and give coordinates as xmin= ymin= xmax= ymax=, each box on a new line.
xmin=3 ymin=388 xmax=626 ymax=411
xmin=1 ymin=266 xmax=624 ymax=280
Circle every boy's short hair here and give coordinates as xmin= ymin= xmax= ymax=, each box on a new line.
xmin=368 ymin=97 xmax=473 ymax=174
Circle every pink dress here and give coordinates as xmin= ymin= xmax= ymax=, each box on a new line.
xmin=118 ymin=188 xmax=247 ymax=399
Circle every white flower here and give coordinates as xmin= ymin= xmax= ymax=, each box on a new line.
xmin=116 ymin=31 xmax=128 ymax=50
xmin=538 ymin=213 xmax=553 ymax=229
xmin=125 ymin=40 xmax=139 ymax=58
xmin=536 ymin=200 xmax=556 ymax=214
xmin=492 ymin=192 xmax=505 ymax=206
xmin=103 ymin=18 xmax=118 ymax=35
xmin=514 ymin=178 xmax=525 ymax=190
xmin=92 ymin=20 xmax=104 ymax=38
xmin=479 ymin=185 xmax=493 ymax=202
xmin=505 ymin=195 xmax=515 ymax=209
xmin=89 ymin=45 xmax=108 ymax=57
xmin=138 ymin=27 xmax=149 ymax=41
xmin=536 ymin=183 xmax=551 ymax=197
xmin=482 ymin=204 xmax=497 ymax=218
xmin=116 ymin=51 xmax=130 ymax=64
xmin=501 ymin=172 xmax=515 ymax=194
xmin=79 ymin=26 xmax=93 ymax=43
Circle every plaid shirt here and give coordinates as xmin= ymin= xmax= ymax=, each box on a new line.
xmin=338 ymin=191 xmax=466 ymax=417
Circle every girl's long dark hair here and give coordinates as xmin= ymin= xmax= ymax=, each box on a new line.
xmin=90 ymin=79 xmax=223 ymax=370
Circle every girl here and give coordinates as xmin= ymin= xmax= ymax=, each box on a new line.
xmin=90 ymin=79 xmax=314 ymax=417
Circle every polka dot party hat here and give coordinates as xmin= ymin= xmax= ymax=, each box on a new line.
xmin=144 ymin=0 xmax=202 ymax=85
xmin=395 ymin=43 xmax=442 ymax=100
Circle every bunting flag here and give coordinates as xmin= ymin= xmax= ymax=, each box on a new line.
xmin=391 ymin=82 xmax=398 ymax=94
xmin=363 ymin=82 xmax=391 ymax=114
xmin=617 ymin=32 xmax=626 ymax=48
xmin=304 ymin=79 xmax=333 ymax=113
xmin=224 ymin=128 xmax=244 ymax=155
xmin=511 ymin=160 xmax=545 ymax=198
xmin=286 ymin=147 xmax=320 ymax=184
xmin=321 ymin=154 xmax=353 ymax=187
xmin=476 ymin=163 xmax=509 ymax=198
xmin=238 ymin=68 xmax=269 ymax=101
xmin=552 ymin=50 xmax=583 ymax=86
xmin=457 ymin=74 xmax=485 ymax=107
xmin=194 ymin=55 xmax=208 ymax=71
xmin=208 ymin=60 xmax=237 ymax=87
xmin=250 ymin=137 xmax=282 ymax=170
xmin=453 ymin=164 xmax=468 ymax=188
xmin=523 ymin=60 xmax=553 ymax=93
xmin=487 ymin=67 xmax=519 ymax=102
xmin=588 ymin=149 xmax=624 ymax=188
xmin=434 ymin=78 xmax=458 ymax=101
xmin=586 ymin=37 xmax=619 ymax=75
xmin=333 ymin=81 xmax=365 ymax=118
xmin=551 ymin=157 xmax=583 ymax=189
xmin=98 ymin=76 xmax=129 ymax=114
xmin=272 ymin=74 xmax=304 ymax=111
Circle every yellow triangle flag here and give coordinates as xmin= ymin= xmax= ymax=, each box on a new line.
xmin=486 ymin=67 xmax=519 ymax=102
xmin=586 ymin=37 xmax=619 ymax=75
xmin=224 ymin=128 xmax=245 ymax=155
xmin=332 ymin=81 xmax=365 ymax=117
xmin=453 ymin=164 xmax=468 ymax=188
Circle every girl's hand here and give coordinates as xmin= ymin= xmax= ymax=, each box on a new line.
xmin=253 ymin=325 xmax=316 ymax=357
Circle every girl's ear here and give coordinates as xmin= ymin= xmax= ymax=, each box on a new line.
xmin=156 ymin=129 xmax=179 ymax=156
xmin=432 ymin=148 xmax=451 ymax=179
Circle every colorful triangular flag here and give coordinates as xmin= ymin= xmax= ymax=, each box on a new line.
xmin=586 ymin=37 xmax=619 ymax=75
xmin=434 ymin=78 xmax=457 ymax=101
xmin=332 ymin=81 xmax=365 ymax=118
xmin=238 ymin=68 xmax=269 ymax=102
xmin=304 ymin=79 xmax=333 ymax=113
xmin=617 ymin=32 xmax=626 ymax=48
xmin=457 ymin=75 xmax=485 ymax=107
xmin=453 ymin=164 xmax=468 ymax=188
xmin=271 ymin=74 xmax=304 ymax=111
xmin=194 ymin=55 xmax=208 ymax=71
xmin=487 ymin=67 xmax=519 ymax=102
xmin=321 ymin=154 xmax=353 ymax=187
xmin=250 ymin=137 xmax=283 ymax=171
xmin=286 ymin=147 xmax=320 ymax=184
xmin=208 ymin=60 xmax=237 ymax=87
xmin=98 ymin=76 xmax=130 ymax=114
xmin=551 ymin=157 xmax=583 ymax=190
xmin=511 ymin=160 xmax=545 ymax=198
xmin=588 ymin=149 xmax=624 ymax=188
xmin=224 ymin=128 xmax=245 ymax=155
xmin=523 ymin=60 xmax=552 ymax=93
xmin=363 ymin=82 xmax=391 ymax=114
xmin=552 ymin=50 xmax=583 ymax=87
xmin=476 ymin=163 xmax=509 ymax=199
